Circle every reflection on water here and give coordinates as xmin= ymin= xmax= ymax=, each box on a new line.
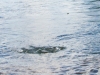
xmin=0 ymin=0 xmax=100 ymax=75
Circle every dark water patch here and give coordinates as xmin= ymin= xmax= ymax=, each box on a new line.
xmin=88 ymin=14 xmax=100 ymax=17
xmin=88 ymin=20 xmax=100 ymax=22
xmin=90 ymin=69 xmax=98 ymax=73
xmin=20 ymin=46 xmax=66 ymax=54
xmin=61 ymin=66 xmax=71 ymax=69
xmin=61 ymin=69 xmax=69 ymax=73
xmin=74 ymin=72 xmax=85 ymax=75
xmin=80 ymin=64 xmax=88 ymax=66
xmin=0 ymin=54 xmax=10 ymax=57
xmin=89 ymin=6 xmax=100 ymax=10
xmin=97 ymin=24 xmax=100 ymax=27
xmin=73 ymin=67 xmax=86 ymax=75
xmin=0 ymin=72 xmax=5 ymax=75
xmin=88 ymin=47 xmax=100 ymax=54
xmin=57 ymin=34 xmax=72 ymax=38
xmin=0 ymin=16 xmax=3 ymax=19
xmin=84 ymin=31 xmax=100 ymax=35
xmin=90 ymin=74 xmax=97 ymax=75
xmin=89 ymin=51 xmax=100 ymax=54
xmin=90 ymin=0 xmax=100 ymax=2
xmin=58 ymin=55 xmax=67 ymax=58
xmin=60 ymin=68 xmax=70 ymax=73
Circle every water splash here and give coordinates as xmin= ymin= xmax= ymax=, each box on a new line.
xmin=20 ymin=46 xmax=66 ymax=54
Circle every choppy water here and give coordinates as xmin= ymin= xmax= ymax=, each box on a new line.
xmin=0 ymin=0 xmax=100 ymax=75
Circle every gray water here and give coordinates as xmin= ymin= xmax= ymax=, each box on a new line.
xmin=0 ymin=0 xmax=100 ymax=75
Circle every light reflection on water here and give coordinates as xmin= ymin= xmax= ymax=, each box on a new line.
xmin=0 ymin=0 xmax=100 ymax=75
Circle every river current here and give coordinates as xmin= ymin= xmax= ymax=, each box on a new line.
xmin=0 ymin=0 xmax=100 ymax=75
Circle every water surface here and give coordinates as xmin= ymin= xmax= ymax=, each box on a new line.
xmin=0 ymin=0 xmax=100 ymax=75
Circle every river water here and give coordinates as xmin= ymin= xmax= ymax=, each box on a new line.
xmin=0 ymin=0 xmax=100 ymax=75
